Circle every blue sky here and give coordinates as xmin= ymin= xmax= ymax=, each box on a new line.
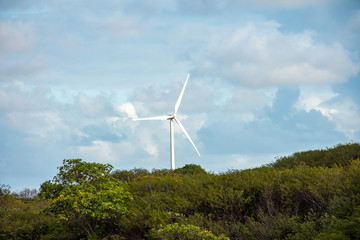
xmin=1 ymin=0 xmax=360 ymax=191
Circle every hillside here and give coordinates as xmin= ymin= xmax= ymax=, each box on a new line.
xmin=1 ymin=143 xmax=360 ymax=239
xmin=269 ymin=143 xmax=360 ymax=169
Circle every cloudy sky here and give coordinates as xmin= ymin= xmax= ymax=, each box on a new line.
xmin=1 ymin=0 xmax=360 ymax=191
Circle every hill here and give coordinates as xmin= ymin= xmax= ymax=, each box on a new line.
xmin=269 ymin=143 xmax=360 ymax=169
xmin=1 ymin=143 xmax=359 ymax=239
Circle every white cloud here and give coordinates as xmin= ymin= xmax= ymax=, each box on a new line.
xmin=78 ymin=140 xmax=135 ymax=163
xmin=117 ymin=102 xmax=138 ymax=119
xmin=136 ymin=129 xmax=161 ymax=157
xmin=0 ymin=81 xmax=57 ymax=112
xmin=76 ymin=93 xmax=112 ymax=118
xmin=131 ymin=78 xmax=213 ymax=116
xmin=296 ymin=88 xmax=338 ymax=118
xmin=227 ymin=88 xmax=275 ymax=112
xmin=7 ymin=112 xmax=67 ymax=139
xmin=324 ymin=100 xmax=360 ymax=138
xmin=1 ymin=54 xmax=51 ymax=80
xmin=296 ymin=88 xmax=360 ymax=138
xmin=196 ymin=22 xmax=360 ymax=88
xmin=0 ymin=20 xmax=51 ymax=82
xmin=85 ymin=11 xmax=148 ymax=39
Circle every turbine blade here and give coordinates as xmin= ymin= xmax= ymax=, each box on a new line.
xmin=174 ymin=117 xmax=201 ymax=156
xmin=133 ymin=115 xmax=169 ymax=121
xmin=174 ymin=73 xmax=189 ymax=115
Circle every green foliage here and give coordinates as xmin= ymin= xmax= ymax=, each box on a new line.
xmin=151 ymin=223 xmax=229 ymax=240
xmin=2 ymin=143 xmax=360 ymax=240
xmin=39 ymin=159 xmax=132 ymax=238
xmin=0 ymin=184 xmax=10 ymax=196
xmin=39 ymin=159 xmax=114 ymax=199
xmin=270 ymin=143 xmax=360 ymax=169
xmin=112 ymin=168 xmax=150 ymax=182
xmin=0 ymin=193 xmax=67 ymax=240
xmin=242 ymin=212 xmax=299 ymax=240
xmin=46 ymin=180 xmax=131 ymax=220
xmin=175 ymin=164 xmax=207 ymax=175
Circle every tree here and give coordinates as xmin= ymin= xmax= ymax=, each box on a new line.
xmin=13 ymin=188 xmax=38 ymax=199
xmin=175 ymin=164 xmax=207 ymax=175
xmin=39 ymin=159 xmax=132 ymax=237
xmin=0 ymin=184 xmax=10 ymax=196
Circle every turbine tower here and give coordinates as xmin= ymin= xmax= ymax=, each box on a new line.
xmin=133 ymin=73 xmax=200 ymax=170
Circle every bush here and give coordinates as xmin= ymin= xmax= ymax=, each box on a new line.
xmin=150 ymin=223 xmax=229 ymax=240
xmin=175 ymin=164 xmax=207 ymax=175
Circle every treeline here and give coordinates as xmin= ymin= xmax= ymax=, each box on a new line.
xmin=1 ymin=143 xmax=360 ymax=239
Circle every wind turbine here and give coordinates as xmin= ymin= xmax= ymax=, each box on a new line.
xmin=133 ymin=73 xmax=200 ymax=170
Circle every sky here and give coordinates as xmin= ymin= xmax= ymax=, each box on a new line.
xmin=1 ymin=0 xmax=360 ymax=191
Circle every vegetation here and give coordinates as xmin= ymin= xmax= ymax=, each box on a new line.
xmin=269 ymin=143 xmax=360 ymax=169
xmin=1 ymin=143 xmax=360 ymax=239
xmin=39 ymin=159 xmax=132 ymax=238
xmin=150 ymin=223 xmax=230 ymax=240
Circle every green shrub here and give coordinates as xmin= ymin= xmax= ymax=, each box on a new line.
xmin=151 ymin=223 xmax=229 ymax=240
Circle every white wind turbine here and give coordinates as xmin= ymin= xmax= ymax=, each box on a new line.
xmin=133 ymin=73 xmax=200 ymax=170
